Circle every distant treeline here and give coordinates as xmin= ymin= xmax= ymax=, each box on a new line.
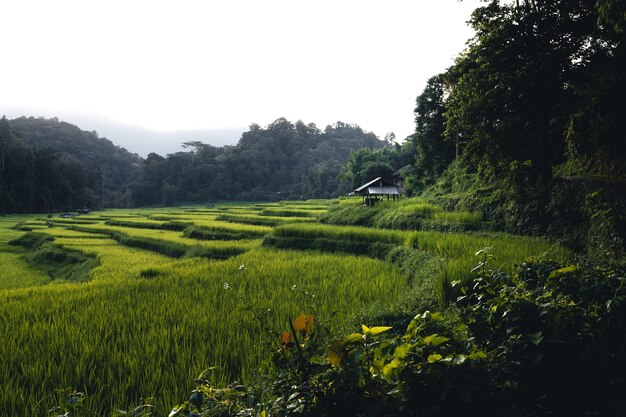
xmin=0 ymin=116 xmax=386 ymax=213
xmin=0 ymin=117 xmax=140 ymax=213
xmin=131 ymin=118 xmax=386 ymax=206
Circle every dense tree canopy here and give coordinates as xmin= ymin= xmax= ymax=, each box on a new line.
xmin=130 ymin=118 xmax=385 ymax=205
xmin=0 ymin=117 xmax=140 ymax=213
xmin=0 ymin=116 xmax=386 ymax=213
xmin=444 ymin=0 xmax=625 ymax=181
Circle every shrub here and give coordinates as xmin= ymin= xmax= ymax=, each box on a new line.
xmin=176 ymin=257 xmax=626 ymax=417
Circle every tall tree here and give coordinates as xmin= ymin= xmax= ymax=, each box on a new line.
xmin=412 ymin=75 xmax=454 ymax=189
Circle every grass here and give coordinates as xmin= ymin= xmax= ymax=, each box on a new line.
xmin=0 ymin=199 xmax=570 ymax=416
xmin=216 ymin=213 xmax=316 ymax=227
xmin=260 ymin=208 xmax=323 ymax=218
xmin=266 ymin=222 xmax=571 ymax=302
xmin=322 ymin=196 xmax=482 ymax=231
xmin=0 ymin=218 xmax=52 ymax=289
xmin=271 ymin=223 xmax=416 ymax=247
xmin=0 ymin=246 xmax=404 ymax=416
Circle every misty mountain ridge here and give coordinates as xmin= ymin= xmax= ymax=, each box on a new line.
xmin=1 ymin=110 xmax=245 ymax=156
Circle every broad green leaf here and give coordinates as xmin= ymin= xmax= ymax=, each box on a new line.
xmin=343 ymin=333 xmax=363 ymax=344
xmin=427 ymin=353 xmax=442 ymax=363
xmin=423 ymin=334 xmax=449 ymax=346
xmin=393 ymin=343 xmax=411 ymax=360
xmin=468 ymin=351 xmax=488 ymax=360
xmin=368 ymin=326 xmax=392 ymax=336
xmin=382 ymin=359 xmax=399 ymax=378
xmin=456 ymin=323 xmax=468 ymax=332
xmin=431 ymin=336 xmax=449 ymax=346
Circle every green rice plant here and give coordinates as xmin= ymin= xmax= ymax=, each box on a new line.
xmin=216 ymin=213 xmax=316 ymax=227
xmin=0 ymin=246 xmax=404 ymax=416
xmin=56 ymin=238 xmax=174 ymax=282
xmin=0 ymin=252 xmax=51 ymax=289
xmin=105 ymin=218 xmax=167 ymax=228
xmin=271 ymin=223 xmax=418 ymax=248
xmin=184 ymin=219 xmax=271 ymax=234
xmin=338 ymin=197 xmax=363 ymax=206
xmin=50 ymin=218 xmax=101 ymax=225
xmin=260 ymin=208 xmax=322 ymax=218
xmin=183 ymin=225 xmax=268 ymax=241
xmin=67 ymin=224 xmax=257 ymax=259
xmin=8 ymin=231 xmax=54 ymax=249
xmin=105 ymin=218 xmax=192 ymax=232
xmin=407 ymin=230 xmax=571 ymax=302
xmin=0 ymin=217 xmax=53 ymax=289
xmin=433 ymin=211 xmax=482 ymax=224
xmin=395 ymin=202 xmax=442 ymax=217
xmin=319 ymin=205 xmax=379 ymax=226
xmin=278 ymin=203 xmax=329 ymax=210
xmin=147 ymin=215 xmax=192 ymax=221
xmin=370 ymin=210 xmax=424 ymax=230
xmin=37 ymin=227 xmax=110 ymax=239
xmin=0 ymin=201 xmax=572 ymax=417
xmin=279 ymin=199 xmax=332 ymax=206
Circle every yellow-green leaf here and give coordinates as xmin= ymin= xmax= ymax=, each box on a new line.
xmin=367 ymin=326 xmax=392 ymax=336
xmin=343 ymin=333 xmax=363 ymax=344
xmin=430 ymin=312 xmax=444 ymax=321
xmin=382 ymin=359 xmax=400 ymax=378
xmin=393 ymin=343 xmax=411 ymax=360
xmin=468 ymin=351 xmax=488 ymax=361
xmin=361 ymin=324 xmax=370 ymax=334
xmin=431 ymin=336 xmax=449 ymax=346
xmin=427 ymin=353 xmax=442 ymax=363
xmin=423 ymin=334 xmax=449 ymax=346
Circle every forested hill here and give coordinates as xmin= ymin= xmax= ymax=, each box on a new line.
xmin=1 ymin=116 xmax=141 ymax=213
xmin=0 ymin=116 xmax=387 ymax=213
xmin=131 ymin=118 xmax=386 ymax=205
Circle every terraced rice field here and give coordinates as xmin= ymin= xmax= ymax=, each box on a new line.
xmin=0 ymin=199 xmax=570 ymax=416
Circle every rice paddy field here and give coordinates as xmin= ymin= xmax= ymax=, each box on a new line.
xmin=0 ymin=199 xmax=571 ymax=416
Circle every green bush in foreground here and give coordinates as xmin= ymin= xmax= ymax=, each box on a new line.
xmin=171 ymin=255 xmax=625 ymax=417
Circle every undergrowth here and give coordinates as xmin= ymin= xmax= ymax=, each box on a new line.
xmin=170 ymin=256 xmax=626 ymax=417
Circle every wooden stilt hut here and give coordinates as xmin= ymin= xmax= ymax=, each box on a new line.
xmin=354 ymin=177 xmax=405 ymax=207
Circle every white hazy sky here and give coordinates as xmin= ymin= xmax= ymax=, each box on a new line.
xmin=1 ymin=0 xmax=479 ymax=145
